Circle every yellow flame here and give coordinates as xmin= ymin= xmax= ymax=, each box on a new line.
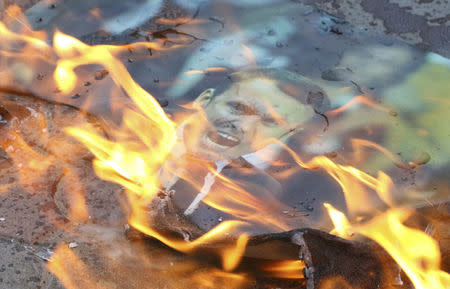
xmin=326 ymin=207 xmax=450 ymax=289
xmin=358 ymin=209 xmax=450 ymax=289
xmin=0 ymin=21 xmax=48 ymax=50
xmin=323 ymin=203 xmax=352 ymax=238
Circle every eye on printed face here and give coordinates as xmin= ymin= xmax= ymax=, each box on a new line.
xmin=184 ymin=78 xmax=315 ymax=161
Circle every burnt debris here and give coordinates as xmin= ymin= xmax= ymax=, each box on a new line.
xmin=292 ymin=229 xmax=411 ymax=289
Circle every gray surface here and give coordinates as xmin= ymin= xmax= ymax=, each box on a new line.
xmin=0 ymin=238 xmax=62 ymax=289
xmin=2 ymin=0 xmax=448 ymax=57
xmin=308 ymin=0 xmax=450 ymax=57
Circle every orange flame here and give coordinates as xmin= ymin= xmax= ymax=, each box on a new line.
xmin=47 ymin=244 xmax=109 ymax=289
xmin=328 ymin=95 xmax=393 ymax=117
xmin=263 ymin=260 xmax=305 ymax=279
xmin=191 ymin=270 xmax=248 ymax=289
xmin=0 ymin=131 xmax=55 ymax=192
xmin=185 ymin=66 xmax=228 ymax=75
xmin=351 ymin=138 xmax=409 ymax=170
xmin=155 ymin=18 xmax=210 ymax=25
xmin=59 ymin=168 xmax=90 ymax=222
xmin=222 ymin=234 xmax=249 ymax=271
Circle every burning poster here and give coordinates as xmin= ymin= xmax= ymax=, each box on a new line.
xmin=0 ymin=1 xmax=448 ymax=288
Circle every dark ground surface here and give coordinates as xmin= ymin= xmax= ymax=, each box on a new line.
xmin=308 ymin=0 xmax=450 ymax=57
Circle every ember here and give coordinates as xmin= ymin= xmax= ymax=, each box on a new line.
xmin=0 ymin=1 xmax=449 ymax=289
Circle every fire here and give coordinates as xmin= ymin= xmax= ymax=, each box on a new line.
xmin=59 ymin=167 xmax=90 ymax=222
xmin=203 ymin=168 xmax=296 ymax=232
xmin=327 ymin=94 xmax=393 ymax=117
xmin=47 ymin=242 xmax=249 ymax=289
xmin=48 ymin=30 xmax=303 ymax=282
xmin=190 ymin=270 xmax=248 ymax=289
xmin=221 ymin=234 xmax=249 ymax=272
xmin=358 ymin=209 xmax=450 ymax=289
xmin=155 ymin=18 xmax=210 ymax=25
xmin=47 ymin=244 xmax=108 ymax=289
xmin=185 ymin=66 xmax=228 ymax=75
xmin=325 ymin=204 xmax=450 ymax=289
xmin=0 ymin=131 xmax=55 ymax=190
xmin=351 ymin=138 xmax=410 ymax=170
xmin=276 ymin=139 xmax=396 ymax=215
xmin=263 ymin=260 xmax=305 ymax=279
xmin=323 ymin=202 xmax=352 ymax=238
xmin=1 ymin=6 xmax=448 ymax=289
xmin=50 ymin=31 xmax=255 ymax=274
xmin=132 ymin=219 xmax=246 ymax=253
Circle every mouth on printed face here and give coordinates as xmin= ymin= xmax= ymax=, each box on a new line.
xmin=203 ymin=130 xmax=241 ymax=149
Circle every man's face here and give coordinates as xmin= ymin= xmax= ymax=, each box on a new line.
xmin=184 ymin=78 xmax=314 ymax=161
